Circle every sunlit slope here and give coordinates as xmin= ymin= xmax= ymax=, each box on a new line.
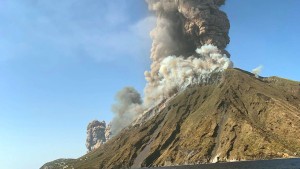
xmin=41 ymin=68 xmax=300 ymax=169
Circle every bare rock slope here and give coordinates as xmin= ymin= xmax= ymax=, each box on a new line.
xmin=41 ymin=68 xmax=300 ymax=169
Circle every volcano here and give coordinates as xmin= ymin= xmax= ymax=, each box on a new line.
xmin=41 ymin=68 xmax=300 ymax=169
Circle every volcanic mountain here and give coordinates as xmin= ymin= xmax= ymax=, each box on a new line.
xmin=41 ymin=68 xmax=300 ymax=169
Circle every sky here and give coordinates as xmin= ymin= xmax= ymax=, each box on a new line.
xmin=0 ymin=0 xmax=299 ymax=169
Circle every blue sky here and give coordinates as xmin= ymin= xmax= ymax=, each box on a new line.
xmin=0 ymin=0 xmax=299 ymax=169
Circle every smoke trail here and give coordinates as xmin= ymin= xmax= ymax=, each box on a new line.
xmin=252 ymin=65 xmax=263 ymax=78
xmin=111 ymin=87 xmax=144 ymax=134
xmin=144 ymin=0 xmax=232 ymax=106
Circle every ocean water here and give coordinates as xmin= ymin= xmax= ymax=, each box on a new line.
xmin=144 ymin=158 xmax=300 ymax=169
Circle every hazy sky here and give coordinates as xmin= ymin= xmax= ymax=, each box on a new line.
xmin=0 ymin=0 xmax=299 ymax=169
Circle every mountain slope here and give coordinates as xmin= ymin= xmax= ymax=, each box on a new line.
xmin=41 ymin=68 xmax=300 ymax=169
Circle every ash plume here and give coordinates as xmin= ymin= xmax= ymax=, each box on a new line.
xmin=86 ymin=120 xmax=108 ymax=152
xmin=111 ymin=87 xmax=144 ymax=134
xmin=99 ymin=0 xmax=233 ymax=135
xmin=144 ymin=0 xmax=232 ymax=106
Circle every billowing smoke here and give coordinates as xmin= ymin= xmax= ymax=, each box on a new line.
xmin=111 ymin=87 xmax=144 ymax=134
xmin=252 ymin=65 xmax=263 ymax=78
xmin=98 ymin=0 xmax=232 ymax=136
xmin=144 ymin=0 xmax=232 ymax=106
xmin=86 ymin=120 xmax=109 ymax=152
xmin=144 ymin=44 xmax=232 ymax=105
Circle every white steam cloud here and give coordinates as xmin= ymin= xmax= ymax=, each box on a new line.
xmin=252 ymin=65 xmax=263 ymax=78
xmin=144 ymin=44 xmax=232 ymax=107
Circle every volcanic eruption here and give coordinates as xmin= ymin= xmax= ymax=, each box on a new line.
xmin=41 ymin=1 xmax=300 ymax=168
xmin=144 ymin=0 xmax=232 ymax=107
xmin=100 ymin=0 xmax=233 ymax=135
xmin=109 ymin=0 xmax=233 ymax=134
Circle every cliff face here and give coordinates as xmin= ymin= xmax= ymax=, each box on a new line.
xmin=41 ymin=68 xmax=300 ymax=169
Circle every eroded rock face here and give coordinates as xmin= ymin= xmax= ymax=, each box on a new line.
xmin=86 ymin=120 xmax=111 ymax=152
